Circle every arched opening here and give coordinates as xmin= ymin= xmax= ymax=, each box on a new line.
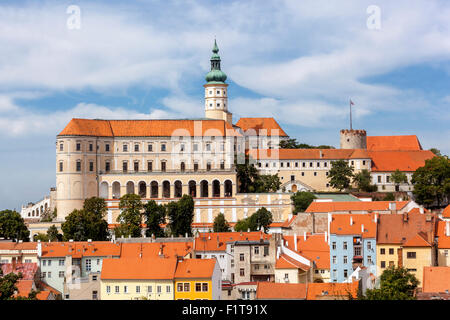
xmin=188 ymin=181 xmax=197 ymax=198
xmin=224 ymin=180 xmax=232 ymax=197
xmin=174 ymin=181 xmax=182 ymax=198
xmin=36 ymin=208 xmax=39 ymax=216
xmin=126 ymin=181 xmax=135 ymax=195
xmin=32 ymin=210 xmax=35 ymax=217
xmin=138 ymin=181 xmax=147 ymax=198
xmin=45 ymin=203 xmax=48 ymax=210
xmin=100 ymin=181 xmax=109 ymax=198
xmin=40 ymin=206 xmax=43 ymax=215
xmin=212 ymin=180 xmax=220 ymax=197
xmin=150 ymin=181 xmax=158 ymax=198
xmin=200 ymin=180 xmax=208 ymax=197
xmin=163 ymin=181 xmax=170 ymax=198
xmin=112 ymin=182 xmax=121 ymax=199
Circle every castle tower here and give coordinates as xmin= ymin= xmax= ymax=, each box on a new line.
xmin=204 ymin=40 xmax=232 ymax=124
xmin=340 ymin=129 xmax=367 ymax=149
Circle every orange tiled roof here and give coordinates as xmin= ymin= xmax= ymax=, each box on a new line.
xmin=283 ymin=234 xmax=330 ymax=269
xmin=36 ymin=291 xmax=52 ymax=300
xmin=368 ymin=150 xmax=435 ymax=172
xmin=330 ymin=213 xmax=378 ymax=238
xmin=101 ymin=256 xmax=178 ymax=280
xmin=422 ymin=267 xmax=450 ymax=293
xmin=40 ymin=241 xmax=121 ymax=258
xmin=194 ymin=231 xmax=270 ymax=252
xmin=306 ymin=281 xmax=359 ymax=300
xmin=256 ymin=282 xmax=307 ymax=300
xmin=174 ymin=258 xmax=216 ymax=279
xmin=0 ymin=242 xmax=37 ymax=250
xmin=58 ymin=118 xmax=241 ymax=137
xmin=0 ymin=263 xmax=38 ymax=280
xmin=14 ymin=280 xmax=34 ymax=298
xmin=305 ymin=201 xmax=409 ymax=213
xmin=443 ymin=205 xmax=450 ymax=219
xmin=275 ymin=253 xmax=310 ymax=271
xmin=377 ymin=210 xmax=435 ymax=245
xmin=402 ymin=233 xmax=432 ymax=247
xmin=248 ymin=148 xmax=369 ymax=160
xmin=436 ymin=220 xmax=450 ymax=249
xmin=235 ymin=117 xmax=288 ymax=137
xmin=120 ymin=242 xmax=193 ymax=259
xmin=367 ymin=135 xmax=422 ymax=151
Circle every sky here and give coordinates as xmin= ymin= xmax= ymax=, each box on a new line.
xmin=0 ymin=0 xmax=449 ymax=211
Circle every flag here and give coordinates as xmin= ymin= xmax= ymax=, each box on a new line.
xmin=350 ymin=99 xmax=354 ymax=106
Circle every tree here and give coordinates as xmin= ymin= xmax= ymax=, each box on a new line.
xmin=248 ymin=207 xmax=273 ymax=233
xmin=0 ymin=210 xmax=30 ymax=241
xmin=143 ymin=200 xmax=166 ymax=238
xmin=167 ymin=195 xmax=194 ymax=237
xmin=328 ymin=160 xmax=354 ymax=191
xmin=40 ymin=208 xmax=57 ymax=223
xmin=33 ymin=233 xmax=49 ymax=242
xmin=280 ymin=138 xmax=334 ymax=149
xmin=116 ymin=194 xmax=143 ymax=238
xmin=291 ymin=191 xmax=317 ymax=214
xmin=83 ymin=197 xmax=107 ymax=218
xmin=213 ymin=213 xmax=230 ymax=232
xmin=236 ymin=158 xmax=259 ymax=193
xmin=382 ymin=193 xmax=395 ymax=201
xmin=234 ymin=218 xmax=250 ymax=232
xmin=361 ymin=266 xmax=419 ymax=300
xmin=429 ymin=148 xmax=442 ymax=156
xmin=411 ymin=156 xmax=450 ymax=207
xmin=0 ymin=272 xmax=21 ymax=300
xmin=353 ymin=169 xmax=377 ymax=192
xmin=47 ymin=225 xmax=62 ymax=242
xmin=254 ymin=174 xmax=282 ymax=193
xmin=390 ymin=169 xmax=408 ymax=192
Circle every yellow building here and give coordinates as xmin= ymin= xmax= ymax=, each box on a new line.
xmin=100 ymin=257 xmax=177 ymax=300
xmin=0 ymin=242 xmax=38 ymax=264
xmin=174 ymin=259 xmax=221 ymax=300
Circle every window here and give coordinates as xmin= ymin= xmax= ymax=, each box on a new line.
xmin=161 ymin=144 xmax=166 ymax=152
xmin=42 ymin=272 xmax=46 ymax=278
xmin=362 ymin=160 xmax=366 ymax=165
xmin=254 ymin=247 xmax=259 ymax=255
xmin=59 ymin=259 xmax=65 ymax=266
xmin=48 ymin=260 xmax=52 ymax=266
xmin=367 ymin=242 xmax=372 ymax=250
xmin=166 ymin=286 xmax=171 ymax=293
xmin=59 ymin=143 xmax=63 ymax=151
xmin=124 ymin=286 xmax=128 ymax=294
xmin=123 ymin=144 xmax=128 ymax=152
xmin=343 ymin=256 xmax=348 ymax=264
xmin=59 ymin=271 xmax=65 ymax=278
xmin=389 ymin=261 xmax=395 ymax=267
xmin=105 ymin=144 xmax=110 ymax=152
xmin=202 ymin=283 xmax=208 ymax=292
xmin=157 ymin=286 xmax=162 ymax=294
xmin=43 ymin=260 xmax=46 ymax=266
xmin=286 ymin=162 xmax=290 ymax=167
xmin=240 ymin=268 xmax=245 ymax=277
xmin=314 ymin=172 xmax=317 ymax=176
xmin=180 ymin=144 xmax=185 ymax=152
xmin=302 ymin=172 xmax=305 ymax=176
xmin=302 ymin=162 xmax=306 ymax=168
xmin=59 ymin=162 xmax=63 ymax=172
xmin=445 ymin=250 xmax=448 ymax=257
xmin=380 ymin=248 xmax=385 ymax=255
xmin=368 ymin=256 xmax=372 ymax=264
xmin=92 ymin=275 xmax=97 ymax=281
xmin=240 ymin=254 xmax=244 ymax=261
xmin=280 ymin=162 xmax=284 ymax=168
xmin=148 ymin=161 xmax=153 ymax=172
xmin=89 ymin=161 xmax=94 ymax=172
xmin=407 ymin=252 xmax=416 ymax=259
xmin=134 ymin=144 xmax=139 ymax=152
xmin=324 ymin=162 xmax=328 ymax=167
xmin=136 ymin=286 xmax=140 ymax=293
xmin=196 ymin=283 xmax=202 ymax=292
xmin=184 ymin=283 xmax=190 ymax=292
xmin=92 ymin=291 xmax=98 ymax=300
xmin=161 ymin=161 xmax=166 ymax=172
xmin=76 ymin=143 xmax=81 ymax=151
xmin=148 ymin=286 xmax=152 ymax=293
xmin=386 ymin=176 xmax=390 ymax=183
xmin=332 ymin=256 xmax=336 ymax=264
xmin=105 ymin=161 xmax=110 ymax=172
xmin=317 ymin=162 xmax=320 ymax=167
xmin=148 ymin=144 xmax=153 ymax=152
xmin=389 ymin=248 xmax=394 ymax=255
xmin=309 ymin=162 xmax=313 ymax=167
xmin=343 ymin=270 xmax=348 ymax=278
xmin=291 ymin=175 xmax=295 ymax=181
xmin=106 ymin=286 xmax=111 ymax=294
xmin=25 ymin=259 xmax=31 ymax=263
xmin=115 ymin=286 xmax=119 ymax=293
xmin=343 ymin=242 xmax=347 ymax=250
xmin=76 ymin=161 xmax=81 ymax=172
xmin=48 ymin=272 xmax=51 ymax=278
xmin=377 ymin=176 xmax=382 ymax=183
xmin=354 ymin=247 xmax=361 ymax=256
xmin=194 ymin=163 xmax=198 ymax=172
xmin=86 ymin=259 xmax=91 ymax=272
xmin=193 ymin=143 xmax=198 ymax=152
xmin=220 ymin=162 xmax=225 ymax=170
xmin=332 ymin=242 xmax=336 ymax=250
xmin=123 ymin=162 xmax=128 ymax=172
xmin=380 ymin=261 xmax=386 ymax=268
xmin=206 ymin=162 xmax=211 ymax=171
xmin=134 ymin=161 xmax=139 ymax=172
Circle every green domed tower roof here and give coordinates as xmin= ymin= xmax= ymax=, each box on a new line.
xmin=205 ymin=39 xmax=227 ymax=83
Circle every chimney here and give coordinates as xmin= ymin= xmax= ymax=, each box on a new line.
xmin=374 ymin=214 xmax=377 ymax=224
xmin=350 ymin=216 xmax=353 ymax=225
xmin=294 ymin=233 xmax=297 ymax=251
xmin=446 ymin=222 xmax=450 ymax=237
xmin=361 ymin=224 xmax=364 ymax=233
xmin=304 ymin=232 xmax=306 ymax=241
xmin=185 ymin=233 xmax=188 ymax=238
xmin=319 ymin=150 xmax=323 ymax=158
xmin=389 ymin=202 xmax=396 ymax=212
xmin=69 ymin=239 xmax=74 ymax=242
xmin=37 ymin=241 xmax=42 ymax=257
xmin=217 ymin=236 xmax=220 ymax=248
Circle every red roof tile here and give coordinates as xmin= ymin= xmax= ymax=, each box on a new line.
xmin=330 ymin=213 xmax=378 ymax=238
xmin=194 ymin=232 xmax=270 ymax=252
xmin=368 ymin=150 xmax=435 ymax=172
xmin=101 ymin=257 xmax=178 ymax=280
xmin=306 ymin=281 xmax=359 ymax=300
xmin=41 ymin=241 xmax=121 ymax=258
xmin=367 ymin=135 xmax=422 ymax=151
xmin=422 ymin=267 xmax=450 ymax=293
xmin=235 ymin=118 xmax=288 ymax=137
xmin=442 ymin=205 xmax=450 ymax=219
xmin=283 ymin=234 xmax=330 ymax=269
xmin=174 ymin=259 xmax=216 ymax=279
xmin=249 ymin=148 xmax=369 ymax=160
xmin=256 ymin=282 xmax=307 ymax=299
xmin=436 ymin=220 xmax=450 ymax=249
xmin=305 ymin=201 xmax=408 ymax=213
xmin=275 ymin=254 xmax=310 ymax=271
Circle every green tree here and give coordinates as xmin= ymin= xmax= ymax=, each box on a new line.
xmin=116 ymin=194 xmax=143 ymax=238
xmin=236 ymin=158 xmax=259 ymax=193
xmin=353 ymin=169 xmax=377 ymax=192
xmin=411 ymin=156 xmax=450 ymax=207
xmin=47 ymin=225 xmax=62 ymax=242
xmin=328 ymin=160 xmax=354 ymax=191
xmin=213 ymin=213 xmax=230 ymax=232
xmin=62 ymin=208 xmax=109 ymax=241
xmin=291 ymin=191 xmax=317 ymax=214
xmin=33 ymin=233 xmax=49 ymax=242
xmin=40 ymin=208 xmax=57 ymax=222
xmin=0 ymin=272 xmax=21 ymax=300
xmin=429 ymin=148 xmax=442 ymax=156
xmin=279 ymin=138 xmax=334 ymax=149
xmin=0 ymin=210 xmax=30 ymax=241
xmin=382 ymin=193 xmax=395 ymax=201
xmin=166 ymin=195 xmax=194 ymax=237
xmin=248 ymin=207 xmax=273 ymax=233
xmin=144 ymin=200 xmax=166 ymax=238
xmin=390 ymin=169 xmax=408 ymax=192
xmin=361 ymin=266 xmax=419 ymax=300
xmin=234 ymin=218 xmax=250 ymax=232
xmin=83 ymin=197 xmax=107 ymax=218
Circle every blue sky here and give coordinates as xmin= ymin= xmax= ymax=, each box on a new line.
xmin=0 ymin=0 xmax=449 ymax=211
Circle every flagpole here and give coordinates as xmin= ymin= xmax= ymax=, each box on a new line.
xmin=350 ymin=99 xmax=352 ymax=130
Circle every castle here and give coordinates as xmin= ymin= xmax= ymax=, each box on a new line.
xmin=22 ymin=40 xmax=435 ymax=235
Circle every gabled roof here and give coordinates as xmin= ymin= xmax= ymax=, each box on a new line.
xmin=402 ymin=233 xmax=432 ymax=247
xmin=368 ymin=150 xmax=435 ymax=172
xmin=436 ymin=220 xmax=450 ymax=249
xmin=367 ymin=135 xmax=422 ymax=151
xmin=40 ymin=241 xmax=121 ymax=258
xmin=0 ymin=263 xmax=38 ymax=280
xmin=305 ymin=201 xmax=409 ymax=213
xmin=330 ymin=213 xmax=378 ymax=238
xmin=283 ymin=234 xmax=330 ymax=269
xmin=194 ymin=231 xmax=270 ymax=252
xmin=174 ymin=259 xmax=216 ymax=279
xmin=235 ymin=117 xmax=288 ymax=137
xmin=101 ymin=257 xmax=178 ymax=280
xmin=256 ymin=282 xmax=307 ymax=300
xmin=275 ymin=254 xmax=310 ymax=271
xmin=442 ymin=205 xmax=450 ymax=219
xmin=422 ymin=267 xmax=450 ymax=293
xmin=58 ymin=118 xmax=241 ymax=137
xmin=306 ymin=281 xmax=359 ymax=300
xmin=248 ymin=148 xmax=369 ymax=160
xmin=120 ymin=242 xmax=193 ymax=259
xmin=0 ymin=242 xmax=37 ymax=251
